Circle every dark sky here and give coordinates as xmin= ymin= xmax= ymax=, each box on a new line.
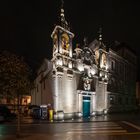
xmin=0 ymin=0 xmax=140 ymax=78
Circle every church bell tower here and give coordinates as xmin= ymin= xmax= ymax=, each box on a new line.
xmin=51 ymin=0 xmax=74 ymax=69
xmin=51 ymin=1 xmax=76 ymax=120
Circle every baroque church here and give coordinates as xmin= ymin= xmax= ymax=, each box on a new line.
xmin=31 ymin=2 xmax=137 ymax=120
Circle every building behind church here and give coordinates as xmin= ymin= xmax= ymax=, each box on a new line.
xmin=31 ymin=3 xmax=137 ymax=120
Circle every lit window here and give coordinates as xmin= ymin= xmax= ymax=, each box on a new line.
xmin=110 ymin=96 xmax=115 ymax=105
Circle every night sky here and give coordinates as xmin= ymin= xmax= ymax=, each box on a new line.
xmin=0 ymin=0 xmax=140 ymax=79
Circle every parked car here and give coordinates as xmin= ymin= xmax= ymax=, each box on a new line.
xmin=0 ymin=105 xmax=16 ymax=121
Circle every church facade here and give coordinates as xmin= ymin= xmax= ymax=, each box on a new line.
xmin=31 ymin=3 xmax=137 ymax=120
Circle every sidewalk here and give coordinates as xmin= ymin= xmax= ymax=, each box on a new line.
xmin=12 ymin=112 xmax=140 ymax=124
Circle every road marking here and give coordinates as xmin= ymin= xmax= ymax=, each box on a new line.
xmin=70 ymin=126 xmax=123 ymax=131
xmin=74 ymin=124 xmax=119 ymax=126
xmin=67 ymin=129 xmax=127 ymax=134
xmin=78 ymin=124 xmax=119 ymax=127
xmin=54 ymin=131 xmax=140 ymax=136
xmin=81 ymin=122 xmax=117 ymax=124
xmin=122 ymin=121 xmax=140 ymax=131
xmin=67 ymin=122 xmax=128 ymax=135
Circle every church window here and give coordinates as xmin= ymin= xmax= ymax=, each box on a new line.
xmin=53 ymin=34 xmax=58 ymax=53
xmin=95 ymin=50 xmax=99 ymax=65
xmin=110 ymin=96 xmax=115 ymax=105
xmin=7 ymin=98 xmax=10 ymax=104
xmin=118 ymin=97 xmax=122 ymax=105
xmin=111 ymin=60 xmax=115 ymax=70
xmin=101 ymin=53 xmax=106 ymax=67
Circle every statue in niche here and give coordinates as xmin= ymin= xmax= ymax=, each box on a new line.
xmin=83 ymin=79 xmax=90 ymax=91
xmin=101 ymin=53 xmax=107 ymax=67
xmin=95 ymin=50 xmax=99 ymax=65
xmin=61 ymin=33 xmax=70 ymax=51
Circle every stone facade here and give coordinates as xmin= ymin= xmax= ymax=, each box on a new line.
xmin=31 ymin=4 xmax=137 ymax=120
xmin=107 ymin=45 xmax=137 ymax=112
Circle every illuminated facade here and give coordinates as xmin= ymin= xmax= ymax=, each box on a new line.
xmin=31 ymin=2 xmax=137 ymax=120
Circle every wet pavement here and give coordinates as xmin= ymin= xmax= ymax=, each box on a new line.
xmin=1 ymin=121 xmax=140 ymax=140
xmin=5 ymin=112 xmax=140 ymax=124
xmin=1 ymin=112 xmax=140 ymax=140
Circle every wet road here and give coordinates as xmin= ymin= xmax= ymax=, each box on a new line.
xmin=1 ymin=121 xmax=140 ymax=140
xmin=1 ymin=113 xmax=140 ymax=140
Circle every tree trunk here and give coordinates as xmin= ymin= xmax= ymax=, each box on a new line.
xmin=16 ymin=94 xmax=21 ymax=137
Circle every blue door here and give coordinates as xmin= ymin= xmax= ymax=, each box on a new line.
xmin=83 ymin=96 xmax=90 ymax=118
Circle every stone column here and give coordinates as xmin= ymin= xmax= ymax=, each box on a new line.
xmin=53 ymin=76 xmax=58 ymax=111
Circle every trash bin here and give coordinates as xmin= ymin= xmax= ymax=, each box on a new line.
xmin=49 ymin=109 xmax=53 ymax=121
xmin=40 ymin=105 xmax=47 ymax=120
xmin=32 ymin=107 xmax=41 ymax=119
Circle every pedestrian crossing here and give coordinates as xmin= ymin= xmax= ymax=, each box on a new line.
xmin=67 ymin=122 xmax=127 ymax=135
xmin=122 ymin=121 xmax=140 ymax=131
